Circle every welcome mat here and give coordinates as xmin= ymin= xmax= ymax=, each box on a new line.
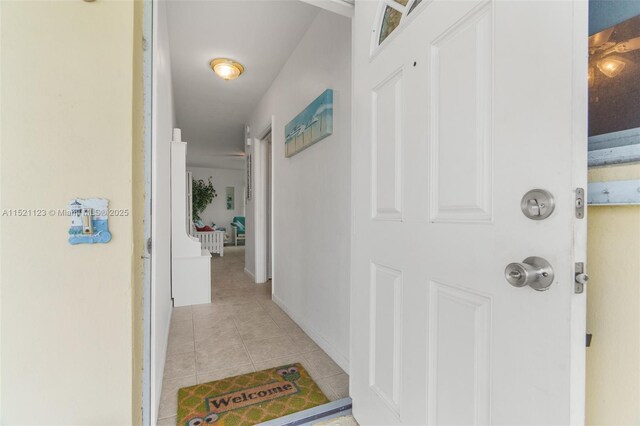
xmin=177 ymin=363 xmax=330 ymax=426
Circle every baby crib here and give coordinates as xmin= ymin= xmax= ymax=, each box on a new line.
xmin=193 ymin=230 xmax=225 ymax=256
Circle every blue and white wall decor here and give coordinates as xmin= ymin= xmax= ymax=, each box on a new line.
xmin=68 ymin=198 xmax=112 ymax=245
xmin=285 ymin=89 xmax=333 ymax=157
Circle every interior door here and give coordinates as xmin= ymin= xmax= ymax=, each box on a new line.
xmin=350 ymin=0 xmax=588 ymax=424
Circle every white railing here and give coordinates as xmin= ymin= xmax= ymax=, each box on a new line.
xmin=193 ymin=230 xmax=224 ymax=256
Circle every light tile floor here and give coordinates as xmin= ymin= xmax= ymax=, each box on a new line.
xmin=157 ymin=246 xmax=350 ymax=425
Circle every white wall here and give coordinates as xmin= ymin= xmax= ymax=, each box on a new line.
xmin=247 ymin=10 xmax=351 ymax=370
xmin=152 ymin=1 xmax=175 ymax=422
xmin=188 ymin=166 xmax=246 ymax=240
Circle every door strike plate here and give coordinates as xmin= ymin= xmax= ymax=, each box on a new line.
xmin=575 ymin=262 xmax=589 ymax=294
xmin=575 ymin=188 xmax=585 ymax=219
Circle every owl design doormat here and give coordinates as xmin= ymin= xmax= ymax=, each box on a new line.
xmin=177 ymin=363 xmax=329 ymax=426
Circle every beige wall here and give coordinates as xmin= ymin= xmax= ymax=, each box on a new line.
xmin=0 ymin=0 xmax=143 ymax=424
xmin=132 ymin=0 xmax=145 ymax=424
xmin=586 ymin=163 xmax=640 ymax=425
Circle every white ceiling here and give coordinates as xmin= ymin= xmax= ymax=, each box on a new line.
xmin=166 ymin=0 xmax=320 ymax=168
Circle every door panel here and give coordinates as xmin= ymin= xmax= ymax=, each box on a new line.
xmin=351 ymin=0 xmax=587 ymax=424
xmin=372 ymin=70 xmax=404 ymax=221
xmin=427 ymin=281 xmax=491 ymax=425
xmin=429 ymin=4 xmax=492 ymax=223
xmin=369 ymin=262 xmax=403 ymax=414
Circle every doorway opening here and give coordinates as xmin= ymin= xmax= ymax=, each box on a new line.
xmin=261 ymin=131 xmax=273 ymax=282
xmin=146 ymin=1 xmax=354 ymax=424
xmin=266 ymin=133 xmax=273 ymax=281
xmin=143 ymin=0 xmax=601 ymax=424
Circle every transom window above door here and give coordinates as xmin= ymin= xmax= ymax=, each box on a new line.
xmin=374 ymin=0 xmax=424 ymax=49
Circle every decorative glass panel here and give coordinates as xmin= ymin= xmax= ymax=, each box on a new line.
xmin=408 ymin=0 xmax=422 ymax=14
xmin=379 ymin=6 xmax=402 ymax=44
xmin=394 ymin=0 xmax=409 ymax=6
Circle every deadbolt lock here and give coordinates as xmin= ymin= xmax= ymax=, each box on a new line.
xmin=521 ymin=189 xmax=555 ymax=220
xmin=505 ymin=256 xmax=555 ymax=291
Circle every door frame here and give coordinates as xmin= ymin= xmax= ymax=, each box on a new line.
xmin=140 ymin=0 xmax=589 ymax=423
xmin=140 ymin=1 xmax=355 ymax=421
xmin=253 ymin=123 xmax=274 ymax=284
xmin=569 ymin=0 xmax=589 ymax=418
xmin=142 ymin=0 xmax=154 ymax=424
xmin=143 ymin=0 xmax=177 ymax=423
xmin=266 ymin=134 xmax=273 ymax=280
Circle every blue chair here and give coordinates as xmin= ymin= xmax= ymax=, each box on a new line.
xmin=230 ymin=216 xmax=245 ymax=246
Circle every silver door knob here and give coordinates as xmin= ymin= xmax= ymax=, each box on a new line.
xmin=505 ymin=256 xmax=554 ymax=291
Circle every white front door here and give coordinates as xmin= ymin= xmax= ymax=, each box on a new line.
xmin=351 ymin=0 xmax=587 ymax=424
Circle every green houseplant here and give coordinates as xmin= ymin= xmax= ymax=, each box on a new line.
xmin=192 ymin=177 xmax=217 ymax=222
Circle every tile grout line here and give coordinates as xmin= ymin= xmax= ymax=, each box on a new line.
xmin=324 ymin=372 xmax=348 ymax=397
xmin=232 ymin=288 xmax=307 ymax=373
xmin=163 ymin=371 xmax=197 ymax=381
xmin=235 ymin=316 xmax=259 ymax=371
xmin=244 ymin=292 xmax=329 ymax=377
xmin=228 ymin=276 xmax=260 ymax=372
xmin=194 ymin=363 xmax=255 ymax=380
xmin=191 ymin=308 xmax=200 ymax=382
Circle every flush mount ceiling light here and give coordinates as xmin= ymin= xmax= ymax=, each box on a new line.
xmin=597 ymin=56 xmax=626 ymax=78
xmin=210 ymin=58 xmax=244 ymax=81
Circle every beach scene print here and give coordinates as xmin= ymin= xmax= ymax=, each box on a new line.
xmin=285 ymin=89 xmax=333 ymax=157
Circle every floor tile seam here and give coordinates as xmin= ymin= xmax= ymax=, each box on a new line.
xmin=166 ymin=346 xmax=196 ymax=356
xmin=298 ymin=352 xmax=338 ymax=380
xmin=157 ymin=414 xmax=175 ymax=421
xmin=323 ymin=373 xmax=348 ymax=396
xmin=162 ymin=371 xmax=198 ymax=384
xmin=252 ymin=349 xmax=323 ymax=378
xmin=240 ymin=331 xmax=297 ymax=348
xmin=194 ymin=363 xmax=255 ymax=381
xmin=315 ymin=378 xmax=339 ymax=400
xmin=234 ymin=319 xmax=282 ymax=337
xmin=191 ymin=310 xmax=200 ymax=373
xmin=229 ymin=309 xmax=271 ymax=327
xmin=233 ymin=311 xmax=259 ymax=371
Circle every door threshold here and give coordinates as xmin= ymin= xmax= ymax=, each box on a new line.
xmin=257 ymin=397 xmax=352 ymax=426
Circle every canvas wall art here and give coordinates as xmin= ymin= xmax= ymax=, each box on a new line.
xmin=285 ymin=89 xmax=333 ymax=157
xmin=226 ymin=186 xmax=235 ymax=210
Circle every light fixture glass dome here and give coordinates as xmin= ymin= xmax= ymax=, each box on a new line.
xmin=210 ymin=58 xmax=244 ymax=81
xmin=597 ymin=56 xmax=626 ymax=78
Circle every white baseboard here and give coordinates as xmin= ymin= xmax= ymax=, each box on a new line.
xmin=153 ymin=303 xmax=173 ymax=423
xmin=244 ymin=267 xmax=256 ymax=281
xmin=161 ymin=303 xmax=173 ymax=357
xmin=272 ymin=295 xmax=350 ymax=374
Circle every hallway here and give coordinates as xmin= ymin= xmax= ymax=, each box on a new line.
xmin=158 ymin=247 xmax=349 ymax=424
